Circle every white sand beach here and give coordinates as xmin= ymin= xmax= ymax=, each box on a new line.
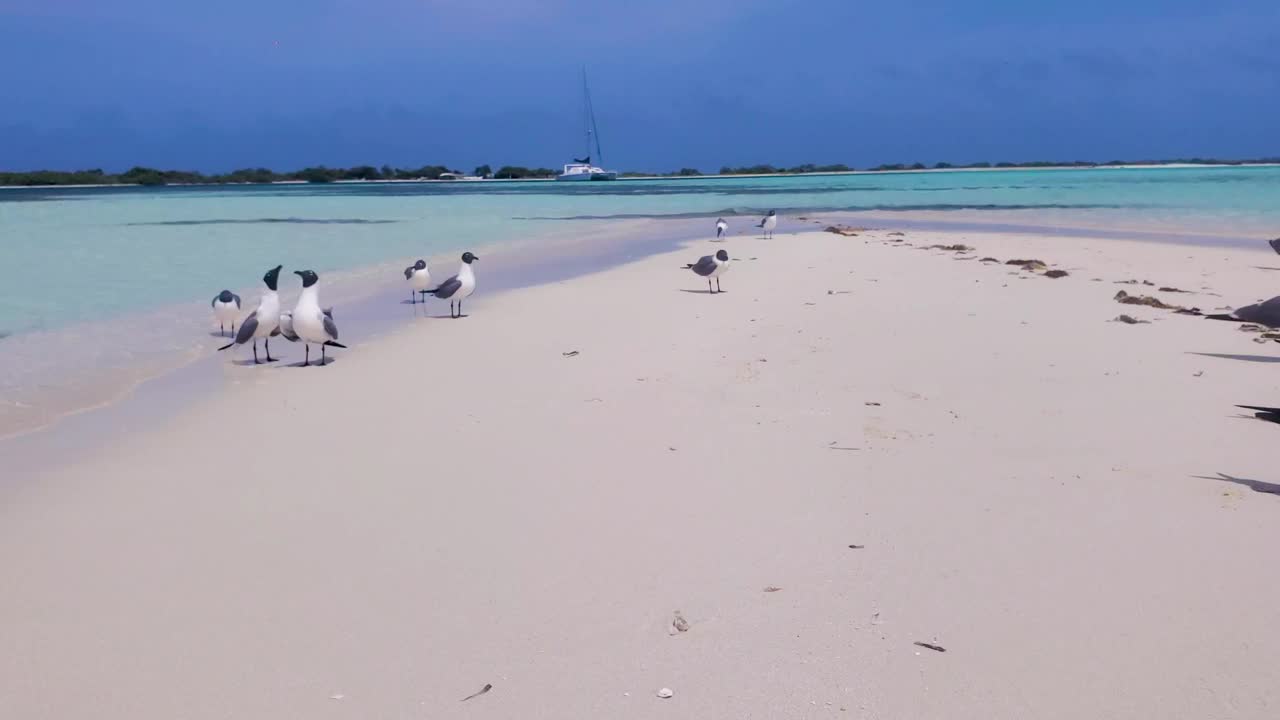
xmin=5 ymin=223 xmax=1280 ymax=718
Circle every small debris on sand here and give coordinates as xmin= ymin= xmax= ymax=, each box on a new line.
xmin=1114 ymin=314 xmax=1150 ymax=324
xmin=914 ymin=641 xmax=947 ymax=653
xmin=562 ymin=350 xmax=579 ymax=357
xmin=979 ymin=257 xmax=1001 ymax=263
xmin=763 ymin=586 xmax=783 ymax=593
xmin=657 ymin=688 xmax=674 ymax=699
xmin=461 ymin=684 xmax=493 ymax=702
xmin=928 ymin=243 xmax=972 ymax=252
xmin=824 ymin=225 xmax=862 ymax=237
xmin=864 ymin=401 xmax=881 ymax=406
xmin=887 ymin=231 xmax=906 ymax=237
xmin=1158 ymin=286 xmax=1191 ymax=293
xmin=1044 ymin=269 xmax=1069 ymax=278
xmin=1114 ymin=290 xmax=1181 ymax=310
xmin=1006 ymin=259 xmax=1048 ymax=271
xmin=848 ymin=544 xmax=865 ymax=549
xmin=670 ymin=611 xmax=690 ymax=634
xmin=1239 ymin=323 xmax=1267 ymax=333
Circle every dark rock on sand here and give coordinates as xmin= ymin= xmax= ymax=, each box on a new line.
xmin=1114 ymin=290 xmax=1182 ymax=310
xmin=1044 ymin=269 xmax=1069 ymax=278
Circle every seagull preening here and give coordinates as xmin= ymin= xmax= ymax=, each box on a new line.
xmin=425 ymin=251 xmax=478 ymax=318
xmin=715 ymin=218 xmax=728 ymax=241
xmin=686 ymin=248 xmax=731 ymax=293
xmin=217 ymin=265 xmax=283 ymax=364
xmin=757 ymin=210 xmax=777 ymax=239
xmin=1204 ymin=296 xmax=1280 ymax=328
xmin=404 ymin=259 xmax=432 ymax=304
xmin=290 ymin=270 xmax=347 ymax=366
xmin=211 ymin=290 xmax=241 ymax=336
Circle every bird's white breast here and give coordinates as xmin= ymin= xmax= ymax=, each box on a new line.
xmin=292 ymin=288 xmax=328 ymax=342
xmin=254 ymin=292 xmax=281 ymax=337
xmin=457 ymin=265 xmax=477 ymax=299
xmin=410 ymin=267 xmax=432 ymax=291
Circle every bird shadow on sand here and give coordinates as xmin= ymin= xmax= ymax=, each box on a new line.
xmin=1187 ymin=352 xmax=1280 ymax=364
xmin=209 ymin=331 xmax=236 ymax=338
xmin=1193 ymin=472 xmax=1280 ymax=496
xmin=230 ymin=358 xmax=283 ymax=367
xmin=427 ymin=313 xmax=469 ymax=319
xmin=284 ymin=357 xmax=337 ymax=368
xmin=678 ymin=289 xmax=725 ymax=295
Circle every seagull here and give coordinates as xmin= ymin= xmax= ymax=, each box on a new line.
xmin=404 ymin=259 xmax=432 ymax=304
xmin=685 ymin=249 xmax=731 ymax=293
xmin=1204 ymin=296 xmax=1280 ymax=328
xmin=217 ymin=265 xmax=283 ymax=364
xmin=290 ymin=270 xmax=347 ymax=366
xmin=211 ymin=289 xmax=241 ymax=336
xmin=279 ymin=308 xmax=332 ymax=343
xmin=715 ymin=218 xmax=728 ymax=241
xmin=757 ymin=210 xmax=777 ymax=239
xmin=425 ymin=251 xmax=478 ymax=318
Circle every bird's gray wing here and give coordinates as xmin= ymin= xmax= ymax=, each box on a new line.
xmin=233 ymin=311 xmax=259 ymax=345
xmin=1270 ymin=239 xmax=1280 ymax=256
xmin=1233 ymin=296 xmax=1280 ymax=326
xmin=323 ymin=312 xmax=339 ymax=342
xmin=690 ymin=255 xmax=718 ymax=276
xmin=322 ymin=307 xmax=333 ymax=318
xmin=433 ymin=275 xmax=462 ymax=299
xmin=232 ymin=293 xmax=241 ymax=308
xmin=404 ymin=265 xmax=414 ymax=280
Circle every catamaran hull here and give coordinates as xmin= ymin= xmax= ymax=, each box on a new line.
xmin=555 ymin=172 xmax=618 ymax=181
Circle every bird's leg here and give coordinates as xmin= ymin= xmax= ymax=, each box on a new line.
xmin=252 ymin=340 xmax=260 ymax=365
xmin=717 ymin=277 xmax=722 ymax=293
xmin=708 ymin=278 xmax=714 ymax=294
xmin=322 ymin=345 xmax=327 ymax=366
xmin=220 ymin=323 xmax=225 ymax=335
xmin=265 ymin=337 xmax=275 ymax=362
xmin=458 ymin=300 xmax=463 ymax=318
xmin=303 ymin=344 xmax=309 ymax=367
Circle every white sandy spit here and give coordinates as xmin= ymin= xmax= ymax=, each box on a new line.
xmin=4 ymin=224 xmax=1280 ymax=719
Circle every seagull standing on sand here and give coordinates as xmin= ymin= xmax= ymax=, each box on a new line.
xmin=290 ymin=270 xmax=347 ymax=366
xmin=211 ymin=290 xmax=241 ymax=336
xmin=758 ymin=210 xmax=777 ymax=239
xmin=217 ymin=265 xmax=283 ymax=364
xmin=685 ymin=249 xmax=731 ymax=293
xmin=425 ymin=251 xmax=479 ymax=318
xmin=404 ymin=259 xmax=432 ymax=304
xmin=715 ymin=218 xmax=728 ymax=241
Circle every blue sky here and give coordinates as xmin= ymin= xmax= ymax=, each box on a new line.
xmin=1 ymin=0 xmax=1277 ymax=172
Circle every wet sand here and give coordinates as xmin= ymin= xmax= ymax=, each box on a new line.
xmin=5 ymin=222 xmax=1280 ymax=719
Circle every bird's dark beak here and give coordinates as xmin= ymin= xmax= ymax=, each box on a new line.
xmin=472 ymin=256 xmax=480 ymax=261
xmin=293 ymin=270 xmax=304 ymax=277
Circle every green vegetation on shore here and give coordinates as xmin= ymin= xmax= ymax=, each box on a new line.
xmin=3 ymin=157 xmax=1279 ymax=187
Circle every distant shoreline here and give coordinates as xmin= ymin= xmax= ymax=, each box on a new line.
xmin=3 ymin=162 xmax=1280 ymax=190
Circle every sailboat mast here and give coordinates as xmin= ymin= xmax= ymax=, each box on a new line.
xmin=582 ymin=68 xmax=591 ymax=161
xmin=583 ymin=68 xmax=604 ymax=167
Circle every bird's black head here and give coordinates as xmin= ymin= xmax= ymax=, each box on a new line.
xmin=294 ymin=269 xmax=319 ymax=288
xmin=462 ymin=251 xmax=478 ymax=264
xmin=767 ymin=210 xmax=776 ymax=216
xmin=263 ymin=265 xmax=283 ymax=290
xmin=715 ymin=249 xmax=730 ymax=261
xmin=414 ymin=259 xmax=427 ymax=270
xmin=217 ymin=289 xmax=235 ymax=303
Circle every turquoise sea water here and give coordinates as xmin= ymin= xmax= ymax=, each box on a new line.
xmin=3 ymin=166 xmax=1279 ymax=338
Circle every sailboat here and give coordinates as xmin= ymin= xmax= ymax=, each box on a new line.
xmin=557 ymin=70 xmax=618 ymax=181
